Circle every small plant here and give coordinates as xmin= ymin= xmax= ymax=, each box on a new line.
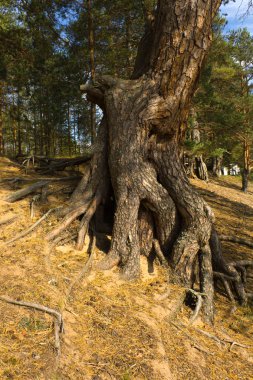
xmin=18 ymin=316 xmax=49 ymax=331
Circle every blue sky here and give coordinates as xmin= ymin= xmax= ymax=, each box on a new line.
xmin=220 ymin=0 xmax=253 ymax=34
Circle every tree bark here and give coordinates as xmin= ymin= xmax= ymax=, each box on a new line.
xmin=48 ymin=0 xmax=251 ymax=323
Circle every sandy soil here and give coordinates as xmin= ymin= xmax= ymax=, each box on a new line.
xmin=0 ymin=157 xmax=253 ymax=380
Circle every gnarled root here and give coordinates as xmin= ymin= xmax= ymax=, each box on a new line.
xmin=210 ymin=228 xmax=251 ymax=305
xmin=46 ymin=118 xmax=109 ymax=250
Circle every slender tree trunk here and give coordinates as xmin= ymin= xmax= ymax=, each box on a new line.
xmin=242 ymin=140 xmax=250 ymax=192
xmin=17 ymin=89 xmax=22 ymax=156
xmin=0 ymin=81 xmax=4 ymax=156
xmin=67 ymin=101 xmax=72 ymax=156
xmin=39 ymin=106 xmax=44 ymax=156
xmin=212 ymin=156 xmax=222 ymax=176
xmin=87 ymin=0 xmax=96 ymax=144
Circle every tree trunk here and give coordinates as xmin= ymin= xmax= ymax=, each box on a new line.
xmin=0 ymin=81 xmax=4 ymax=156
xmin=17 ymin=89 xmax=22 ymax=156
xmin=196 ymin=156 xmax=209 ymax=181
xmin=48 ymin=0 xmax=251 ymax=323
xmin=242 ymin=140 xmax=250 ymax=192
xmin=87 ymin=0 xmax=96 ymax=144
xmin=242 ymin=168 xmax=250 ymax=193
xmin=212 ymin=156 xmax=222 ymax=177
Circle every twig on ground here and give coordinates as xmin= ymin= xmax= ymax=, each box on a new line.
xmin=0 ymin=296 xmax=64 ymax=355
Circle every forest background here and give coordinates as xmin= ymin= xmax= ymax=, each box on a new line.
xmin=0 ymin=0 xmax=253 ymax=188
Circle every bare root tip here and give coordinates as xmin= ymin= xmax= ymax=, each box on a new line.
xmin=96 ymin=254 xmax=120 ymax=271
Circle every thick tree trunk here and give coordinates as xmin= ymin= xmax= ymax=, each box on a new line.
xmin=47 ymin=0 xmax=251 ymax=323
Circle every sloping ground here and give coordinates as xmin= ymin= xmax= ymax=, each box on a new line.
xmin=0 ymin=157 xmax=252 ymax=380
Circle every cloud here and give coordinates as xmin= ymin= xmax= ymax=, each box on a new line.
xmin=220 ymin=0 xmax=252 ymax=34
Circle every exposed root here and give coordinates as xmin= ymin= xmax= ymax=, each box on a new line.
xmin=153 ymin=239 xmax=168 ymax=267
xmin=76 ymin=193 xmax=101 ymax=251
xmin=221 ymin=278 xmax=235 ymax=303
xmin=30 ymin=194 xmax=41 ymax=219
xmin=96 ymin=252 xmax=120 ymax=271
xmin=170 ymin=322 xmax=214 ymax=356
xmin=46 ymin=118 xmax=109 ymax=244
xmin=195 ymin=328 xmax=252 ymax=352
xmin=220 ymin=234 xmax=253 ymax=249
xmin=46 ymin=202 xmax=91 ymax=242
xmin=0 ymin=215 xmax=17 ymax=227
xmin=195 ymin=328 xmax=225 ymax=348
xmin=0 ymin=296 xmax=64 ymax=355
xmin=154 ymin=289 xmax=171 ymax=301
xmin=187 ymin=289 xmax=203 ymax=323
xmin=5 ymin=207 xmax=60 ymax=245
xmin=66 ymin=230 xmax=96 ymax=301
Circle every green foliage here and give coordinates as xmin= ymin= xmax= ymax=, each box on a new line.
xmin=193 ymin=20 xmax=253 ymax=169
xmin=0 ymin=0 xmax=145 ymax=156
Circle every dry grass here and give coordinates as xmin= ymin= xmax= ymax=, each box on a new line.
xmin=0 ymin=159 xmax=253 ymax=380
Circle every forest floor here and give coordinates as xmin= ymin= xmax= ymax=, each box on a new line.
xmin=0 ymin=156 xmax=253 ymax=380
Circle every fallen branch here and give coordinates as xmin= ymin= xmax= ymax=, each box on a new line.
xmin=6 ymin=208 xmax=59 ymax=245
xmin=0 ymin=296 xmax=64 ymax=354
